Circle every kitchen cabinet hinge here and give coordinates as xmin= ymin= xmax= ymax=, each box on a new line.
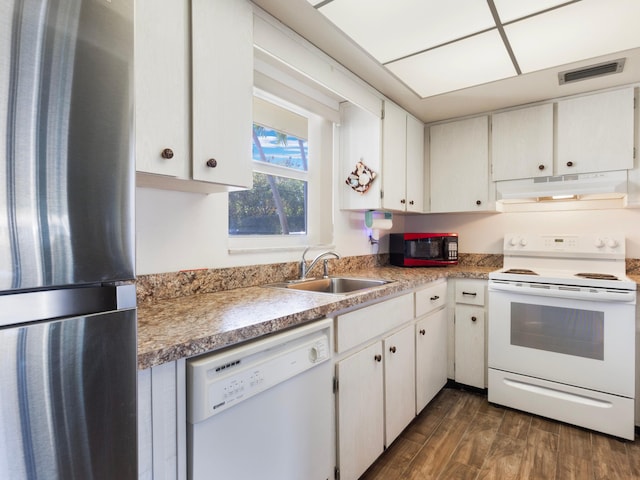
xmin=333 ymin=377 xmax=338 ymax=393
xmin=334 ymin=466 xmax=340 ymax=480
xmin=380 ymin=190 xmax=384 ymax=199
xmin=381 ymin=108 xmax=385 ymax=120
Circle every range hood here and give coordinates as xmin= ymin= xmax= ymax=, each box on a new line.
xmin=496 ymin=170 xmax=628 ymax=202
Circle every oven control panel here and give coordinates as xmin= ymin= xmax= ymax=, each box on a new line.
xmin=503 ymin=233 xmax=625 ymax=258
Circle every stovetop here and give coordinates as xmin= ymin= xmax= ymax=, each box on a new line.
xmin=489 ymin=267 xmax=636 ymax=290
xmin=490 ymin=233 xmax=635 ymax=291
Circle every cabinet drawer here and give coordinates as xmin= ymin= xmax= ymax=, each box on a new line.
xmin=455 ymin=280 xmax=485 ymax=306
xmin=415 ymin=281 xmax=447 ymax=317
xmin=335 ymin=294 xmax=414 ymax=353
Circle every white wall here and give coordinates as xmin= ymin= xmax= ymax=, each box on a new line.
xmin=135 ymin=185 xmax=405 ymax=275
xmin=136 ymin=186 xmax=640 ymax=274
xmin=405 ymin=208 xmax=640 ymax=258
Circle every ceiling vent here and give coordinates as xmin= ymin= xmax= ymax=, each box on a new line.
xmin=558 ymin=59 xmax=625 ymax=85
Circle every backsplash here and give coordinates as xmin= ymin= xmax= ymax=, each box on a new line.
xmin=136 ymin=253 xmax=389 ymax=303
xmin=136 ymin=253 xmax=638 ymax=303
xmin=456 ymin=253 xmax=503 ymax=268
xmin=627 ymin=258 xmax=640 ymax=275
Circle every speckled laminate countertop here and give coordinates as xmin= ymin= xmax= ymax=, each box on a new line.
xmin=137 ymin=265 xmax=496 ymax=370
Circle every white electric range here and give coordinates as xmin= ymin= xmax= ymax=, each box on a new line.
xmin=488 ymin=233 xmax=636 ymax=440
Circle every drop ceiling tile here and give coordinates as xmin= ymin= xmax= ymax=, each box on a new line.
xmin=317 ymin=0 xmax=495 ymax=64
xmin=506 ymin=0 xmax=640 ymax=73
xmin=492 ymin=0 xmax=571 ymax=23
xmin=386 ymin=30 xmax=517 ymax=98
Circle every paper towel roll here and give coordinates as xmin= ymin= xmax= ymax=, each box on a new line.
xmin=369 ymin=218 xmax=393 ymax=230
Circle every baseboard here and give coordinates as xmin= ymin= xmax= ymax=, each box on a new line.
xmin=445 ymin=378 xmax=488 ymax=395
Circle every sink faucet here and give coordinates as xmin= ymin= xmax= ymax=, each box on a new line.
xmin=299 ymin=248 xmax=340 ymax=279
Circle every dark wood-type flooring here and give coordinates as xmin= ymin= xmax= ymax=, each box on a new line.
xmin=360 ymin=387 xmax=640 ymax=480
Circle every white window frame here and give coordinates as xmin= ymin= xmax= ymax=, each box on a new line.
xmin=227 ymin=88 xmax=334 ymax=253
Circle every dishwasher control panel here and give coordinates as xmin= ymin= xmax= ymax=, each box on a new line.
xmin=187 ymin=319 xmax=332 ymax=424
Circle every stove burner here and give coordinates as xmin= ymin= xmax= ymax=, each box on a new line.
xmin=503 ymin=269 xmax=538 ymax=275
xmin=575 ymin=272 xmax=619 ymax=281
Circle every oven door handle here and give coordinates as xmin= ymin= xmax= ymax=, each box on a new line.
xmin=488 ymin=281 xmax=636 ymax=303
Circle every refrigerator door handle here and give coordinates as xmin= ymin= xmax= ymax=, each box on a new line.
xmin=0 ymin=284 xmax=136 ymax=327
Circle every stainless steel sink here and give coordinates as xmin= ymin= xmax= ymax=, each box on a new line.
xmin=267 ymin=277 xmax=393 ymax=295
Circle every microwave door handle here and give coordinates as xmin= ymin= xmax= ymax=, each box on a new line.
xmin=488 ymin=281 xmax=636 ymax=303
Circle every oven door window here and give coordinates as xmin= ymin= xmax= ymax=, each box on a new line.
xmin=510 ymin=302 xmax=604 ymax=360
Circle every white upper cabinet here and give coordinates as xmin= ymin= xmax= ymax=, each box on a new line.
xmin=405 ymin=113 xmax=426 ymax=212
xmin=491 ymin=103 xmax=554 ymax=181
xmin=191 ymin=0 xmax=253 ymax=189
xmin=339 ymin=100 xmax=424 ymax=211
xmin=429 ymin=116 xmax=490 ymax=213
xmin=381 ymin=101 xmax=407 ymax=211
xmin=492 ymin=87 xmax=635 ymax=182
xmin=134 ymin=0 xmax=190 ymax=179
xmin=556 ymin=88 xmax=635 ymax=175
xmin=381 ymin=101 xmax=425 ymax=212
xmin=136 ymin=0 xmax=253 ymax=194
xmin=339 ymin=102 xmax=383 ymax=211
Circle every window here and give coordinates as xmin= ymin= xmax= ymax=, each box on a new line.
xmin=229 ymin=124 xmax=308 ymax=235
xmin=227 ymin=92 xmax=334 ymax=252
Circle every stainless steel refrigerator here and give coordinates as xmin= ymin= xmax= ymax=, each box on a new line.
xmin=0 ymin=0 xmax=137 ymax=478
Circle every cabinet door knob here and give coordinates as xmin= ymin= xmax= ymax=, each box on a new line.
xmin=206 ymin=158 xmax=218 ymax=168
xmin=389 ymin=346 xmax=397 ymax=354
xmin=471 ymin=316 xmax=477 ymax=322
xmin=430 ymin=295 xmax=439 ymax=301
xmin=538 ymin=164 xmax=545 ymax=171
xmin=566 ymin=161 xmax=574 ymax=167
xmin=409 ymin=200 xmax=414 ymax=205
xmin=419 ymin=329 xmax=426 ymax=335
xmin=475 ymin=200 xmax=482 ymax=206
xmin=400 ymin=199 xmax=406 ymax=204
xmin=161 ymin=148 xmax=174 ymax=159
xmin=374 ymin=354 xmax=382 ymax=362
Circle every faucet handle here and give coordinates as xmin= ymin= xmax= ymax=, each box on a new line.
xmin=322 ymin=259 xmax=330 ymax=278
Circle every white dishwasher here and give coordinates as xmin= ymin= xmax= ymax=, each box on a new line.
xmin=187 ymin=318 xmax=334 ymax=480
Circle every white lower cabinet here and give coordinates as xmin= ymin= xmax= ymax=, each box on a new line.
xmin=415 ymin=280 xmax=448 ymax=413
xmin=454 ymin=280 xmax=487 ymax=389
xmin=335 ymin=342 xmax=385 ymax=480
xmin=336 ymin=324 xmax=415 ymax=480
xmin=138 ymin=359 xmax=187 ymax=480
xmin=416 ymin=308 xmax=448 ymax=412
xmin=335 ymin=282 xmax=448 ymax=480
xmin=454 ymin=304 xmax=486 ymax=388
xmin=334 ymin=294 xmax=414 ymax=480
xmin=383 ymin=324 xmax=416 ymax=446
